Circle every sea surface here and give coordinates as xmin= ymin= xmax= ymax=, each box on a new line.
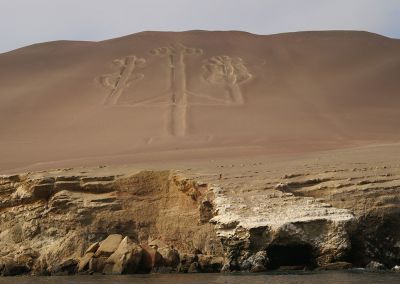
xmin=0 ymin=271 xmax=399 ymax=284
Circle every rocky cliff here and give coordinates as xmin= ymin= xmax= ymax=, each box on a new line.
xmin=1 ymin=147 xmax=399 ymax=275
xmin=0 ymin=169 xmax=222 ymax=275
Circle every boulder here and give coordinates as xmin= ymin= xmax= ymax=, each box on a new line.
xmin=366 ymin=261 xmax=386 ymax=271
xmin=188 ymin=262 xmax=200 ymax=273
xmin=103 ymin=236 xmax=142 ymax=274
xmin=392 ymin=265 xmax=400 ymax=272
xmin=89 ymin=256 xmax=107 ymax=273
xmin=198 ymin=255 xmax=224 ymax=272
xmin=78 ymin=252 xmax=94 ymax=272
xmin=158 ymin=247 xmax=180 ymax=268
xmin=141 ymin=245 xmax=164 ymax=272
xmin=94 ymin=234 xmax=123 ymax=257
xmin=85 ymin=242 xmax=100 ymax=254
xmin=177 ymin=254 xmax=198 ymax=273
xmin=239 ymin=251 xmax=268 ymax=272
xmin=49 ymin=258 xmax=78 ymax=275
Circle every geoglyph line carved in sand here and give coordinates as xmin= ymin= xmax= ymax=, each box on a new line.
xmin=100 ymin=56 xmax=146 ymax=105
xmin=147 ymin=45 xmax=242 ymax=136
xmin=98 ymin=45 xmax=252 ymax=138
xmin=203 ymin=56 xmax=252 ymax=105
xmin=148 ymin=43 xmax=203 ymax=137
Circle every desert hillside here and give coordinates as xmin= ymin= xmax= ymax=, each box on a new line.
xmin=0 ymin=30 xmax=400 ymax=172
xmin=1 ymin=31 xmax=400 ymax=276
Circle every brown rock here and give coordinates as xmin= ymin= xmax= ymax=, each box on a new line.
xmin=240 ymin=251 xmax=268 ymax=272
xmin=317 ymin=261 xmax=352 ymax=270
xmin=78 ymin=252 xmax=94 ymax=272
xmin=141 ymin=244 xmax=164 ymax=272
xmin=31 ymin=183 xmax=54 ymax=200
xmin=0 ymin=170 xmax=226 ymax=276
xmin=177 ymin=254 xmax=198 ymax=273
xmin=158 ymin=247 xmax=180 ymax=268
xmin=85 ymin=242 xmax=100 ymax=254
xmin=103 ymin=236 xmax=143 ymax=274
xmin=49 ymin=258 xmax=78 ymax=276
xmin=198 ymin=255 xmax=224 ymax=272
xmin=94 ymin=234 xmax=123 ymax=257
xmin=188 ymin=262 xmax=200 ymax=273
xmin=89 ymin=256 xmax=107 ymax=273
xmin=199 ymin=200 xmax=214 ymax=223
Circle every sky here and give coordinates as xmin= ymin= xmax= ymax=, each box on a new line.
xmin=1 ymin=0 xmax=400 ymax=53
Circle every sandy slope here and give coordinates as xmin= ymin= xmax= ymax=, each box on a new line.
xmin=0 ymin=31 xmax=400 ymax=172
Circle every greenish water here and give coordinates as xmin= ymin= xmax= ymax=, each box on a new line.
xmin=0 ymin=271 xmax=399 ymax=284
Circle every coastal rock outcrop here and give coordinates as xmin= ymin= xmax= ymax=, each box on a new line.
xmin=1 ymin=161 xmax=399 ymax=276
xmin=0 ymin=169 xmax=223 ymax=276
xmin=210 ymin=183 xmax=355 ymax=270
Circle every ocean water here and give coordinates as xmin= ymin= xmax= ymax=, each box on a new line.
xmin=0 ymin=271 xmax=399 ymax=284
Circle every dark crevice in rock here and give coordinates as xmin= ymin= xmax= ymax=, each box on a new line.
xmin=267 ymin=243 xmax=316 ymax=269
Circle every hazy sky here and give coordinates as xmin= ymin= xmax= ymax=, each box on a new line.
xmin=1 ymin=0 xmax=399 ymax=53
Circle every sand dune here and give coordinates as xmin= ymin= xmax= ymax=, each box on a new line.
xmin=0 ymin=30 xmax=400 ymax=172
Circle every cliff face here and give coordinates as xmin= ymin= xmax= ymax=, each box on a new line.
xmin=210 ymin=164 xmax=400 ymax=271
xmin=279 ymin=168 xmax=400 ymax=267
xmin=1 ymin=145 xmax=399 ymax=275
xmin=0 ymin=169 xmax=223 ymax=275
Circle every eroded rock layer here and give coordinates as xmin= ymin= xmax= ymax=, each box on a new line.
xmin=0 ymin=157 xmax=399 ymax=275
xmin=0 ymin=169 xmax=222 ymax=275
